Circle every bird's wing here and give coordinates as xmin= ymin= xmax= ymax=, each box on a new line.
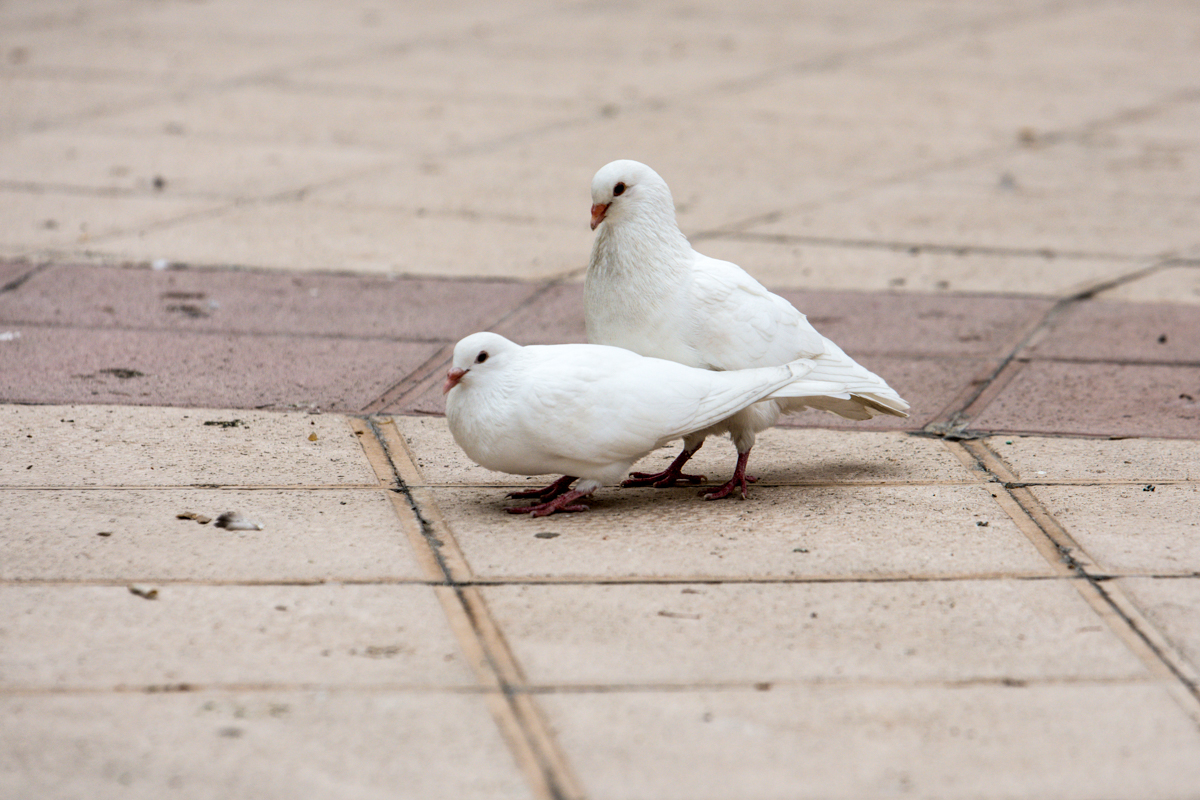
xmin=684 ymin=253 xmax=827 ymax=369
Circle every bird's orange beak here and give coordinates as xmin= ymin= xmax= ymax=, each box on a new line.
xmin=443 ymin=366 xmax=467 ymax=394
xmin=590 ymin=202 xmax=609 ymax=230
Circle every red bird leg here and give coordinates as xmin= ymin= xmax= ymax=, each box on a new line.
xmin=507 ymin=475 xmax=577 ymax=500
xmin=622 ymin=445 xmax=706 ymax=488
xmin=506 ymin=488 xmax=594 ymax=517
xmin=701 ymin=450 xmax=758 ymax=501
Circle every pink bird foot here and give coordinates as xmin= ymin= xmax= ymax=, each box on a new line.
xmin=622 ymin=448 xmax=706 ymax=488
xmin=507 ymin=475 xmax=577 ymax=501
xmin=700 ymin=451 xmax=758 ymax=501
xmin=506 ymin=489 xmax=593 ymax=517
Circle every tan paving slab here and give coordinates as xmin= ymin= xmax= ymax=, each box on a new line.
xmin=0 ymin=130 xmax=387 ymax=199
xmin=1120 ymin=578 xmax=1200 ymax=675
xmin=1098 ymin=264 xmax=1200 ymax=304
xmin=0 ymin=583 xmax=471 ymax=689
xmin=1031 ymin=484 xmax=1200 ymax=575
xmin=394 ymin=416 xmax=977 ymax=487
xmin=0 ymin=405 xmax=378 ymax=487
xmin=0 ymin=690 xmax=531 ymax=800
xmin=0 ymin=487 xmax=423 ymax=582
xmin=482 ymin=580 xmax=1147 ymax=685
xmin=84 ymin=199 xmax=587 ymax=279
xmin=0 ymin=187 xmax=218 ymax=251
xmin=538 ymin=683 xmax=1200 ymax=800
xmin=0 ymin=74 xmax=159 ymax=137
xmin=432 ymin=484 xmax=1050 ymax=581
xmin=696 ymin=236 xmax=1140 ymax=295
xmin=985 ymin=435 xmax=1200 ymax=483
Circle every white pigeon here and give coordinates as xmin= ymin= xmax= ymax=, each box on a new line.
xmin=585 ymin=159 xmax=910 ymax=500
xmin=441 ymin=331 xmax=873 ymax=517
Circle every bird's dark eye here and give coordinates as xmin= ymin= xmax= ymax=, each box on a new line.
xmin=613 ymin=182 xmax=626 ymax=196
xmin=475 ymin=351 xmax=489 ymax=364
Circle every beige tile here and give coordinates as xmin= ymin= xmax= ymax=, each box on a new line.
xmin=1097 ymin=264 xmax=1200 ymax=305
xmin=440 ymin=485 xmax=1048 ymax=581
xmin=985 ymin=435 xmax=1200 ymax=482
xmin=1032 ymin=484 xmax=1200 ymax=575
xmin=0 ymin=690 xmax=531 ymax=800
xmin=1120 ymin=577 xmax=1200 ymax=674
xmin=0 ymin=405 xmax=379 ymax=487
xmin=0 ymin=187 xmax=219 ymax=251
xmin=483 ymin=580 xmax=1146 ymax=684
xmin=0 ymin=130 xmax=386 ymax=199
xmin=0 ymin=74 xmax=159 ymax=136
xmin=539 ymin=683 xmax=1200 ymax=800
xmin=0 ymin=488 xmax=423 ymax=582
xmin=85 ymin=199 xmax=587 ymax=279
xmin=0 ymin=584 xmax=472 ymax=689
xmin=695 ymin=236 xmax=1142 ymax=296
xmin=394 ymin=416 xmax=976 ymax=487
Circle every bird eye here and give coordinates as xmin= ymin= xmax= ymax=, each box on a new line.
xmin=475 ymin=351 xmax=489 ymax=364
xmin=613 ymin=182 xmax=626 ymax=196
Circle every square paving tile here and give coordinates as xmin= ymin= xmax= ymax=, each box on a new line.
xmin=482 ymin=580 xmax=1146 ymax=685
xmin=0 ymin=263 xmax=540 ymax=341
xmin=1119 ymin=577 xmax=1200 ymax=674
xmin=0 ymin=584 xmax=471 ymax=690
xmin=1030 ymin=484 xmax=1200 ymax=575
xmin=437 ymin=485 xmax=1049 ymax=581
xmin=970 ymin=361 xmax=1200 ymax=438
xmin=0 ymin=405 xmax=378 ymax=487
xmin=0 ymin=487 xmax=423 ymax=582
xmin=1022 ymin=300 xmax=1200 ymax=363
xmin=0 ymin=326 xmax=437 ymax=412
xmin=0 ymin=690 xmax=531 ymax=800
xmin=1097 ymin=264 xmax=1200 ymax=305
xmin=538 ymin=683 xmax=1200 ymax=800
xmin=984 ymin=435 xmax=1200 ymax=482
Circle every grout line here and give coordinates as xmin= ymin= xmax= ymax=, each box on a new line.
xmin=952 ymin=439 xmax=1200 ymax=727
xmin=358 ymin=417 xmax=585 ymax=800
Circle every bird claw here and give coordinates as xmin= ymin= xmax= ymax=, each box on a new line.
xmin=622 ymin=469 xmax=707 ymax=488
xmin=506 ymin=489 xmax=593 ymax=517
xmin=506 ymin=475 xmax=577 ymax=501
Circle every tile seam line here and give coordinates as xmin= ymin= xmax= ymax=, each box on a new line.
xmin=955 ymin=439 xmax=1200 ymax=724
xmin=363 ymin=417 xmax=583 ymax=800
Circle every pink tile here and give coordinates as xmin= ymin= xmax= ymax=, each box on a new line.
xmin=1024 ymin=301 xmax=1200 ymax=363
xmin=971 ymin=361 xmax=1200 ymax=439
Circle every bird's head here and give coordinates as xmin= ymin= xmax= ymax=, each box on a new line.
xmin=443 ymin=332 xmax=520 ymax=394
xmin=589 ymin=160 xmax=672 ymax=231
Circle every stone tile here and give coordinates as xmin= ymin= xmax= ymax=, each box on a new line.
xmin=0 ymin=130 xmax=386 ymax=199
xmin=436 ymin=485 xmax=1048 ymax=581
xmin=0 ymin=75 xmax=159 ymax=136
xmin=1120 ymin=577 xmax=1200 ymax=673
xmin=1032 ymin=485 xmax=1200 ymax=575
xmin=0 ymin=690 xmax=531 ymax=800
xmin=0 ymin=259 xmax=35 ymax=288
xmin=0 ymin=263 xmax=539 ymax=341
xmin=0 ymin=584 xmax=471 ymax=689
xmin=85 ymin=199 xmax=588 ymax=279
xmin=483 ymin=580 xmax=1146 ymax=684
xmin=696 ymin=236 xmax=1141 ymax=296
xmin=395 ymin=416 xmax=977 ymax=487
xmin=0 ymin=488 xmax=424 ymax=582
xmin=0 ymin=187 xmax=218 ymax=251
xmin=492 ymin=282 xmax=588 ymax=345
xmin=0 ymin=325 xmax=436 ymax=412
xmin=970 ymin=361 xmax=1200 ymax=439
xmin=0 ymin=405 xmax=378 ymax=487
xmin=1098 ymin=264 xmax=1200 ymax=305
xmin=985 ymin=435 xmax=1200 ymax=483
xmin=539 ymin=683 xmax=1200 ymax=800
xmin=1024 ymin=299 xmax=1200 ymax=363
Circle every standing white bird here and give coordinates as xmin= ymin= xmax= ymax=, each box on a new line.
xmin=441 ymin=331 xmax=858 ymax=516
xmin=585 ymin=159 xmax=910 ymax=500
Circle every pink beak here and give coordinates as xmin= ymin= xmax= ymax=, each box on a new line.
xmin=590 ymin=202 xmax=609 ymax=230
xmin=443 ymin=366 xmax=467 ymax=394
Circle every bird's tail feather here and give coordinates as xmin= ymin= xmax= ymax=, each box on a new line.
xmin=774 ymin=340 xmax=910 ymax=419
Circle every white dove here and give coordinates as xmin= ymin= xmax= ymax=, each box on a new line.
xmin=441 ymin=331 xmax=863 ymax=517
xmin=585 ymin=159 xmax=910 ymax=500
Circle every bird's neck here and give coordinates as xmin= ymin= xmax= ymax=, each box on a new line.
xmin=588 ymin=209 xmax=692 ymax=286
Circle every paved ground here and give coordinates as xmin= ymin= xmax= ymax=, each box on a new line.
xmin=3 ymin=1 xmax=1200 ymax=798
